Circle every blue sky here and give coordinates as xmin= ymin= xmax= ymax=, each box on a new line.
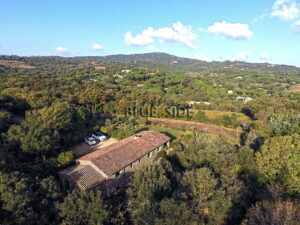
xmin=1 ymin=0 xmax=300 ymax=66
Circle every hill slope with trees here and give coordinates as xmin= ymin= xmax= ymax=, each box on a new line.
xmin=0 ymin=53 xmax=300 ymax=224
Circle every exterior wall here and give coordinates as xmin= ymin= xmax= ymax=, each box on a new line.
xmin=103 ymin=144 xmax=167 ymax=196
xmin=61 ymin=140 xmax=170 ymax=195
xmin=115 ymin=142 xmax=168 ymax=175
xmin=132 ymin=159 xmax=139 ymax=167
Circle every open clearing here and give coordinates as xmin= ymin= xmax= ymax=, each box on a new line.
xmin=137 ymin=125 xmax=185 ymax=140
xmin=201 ymin=110 xmax=250 ymax=122
xmin=148 ymin=117 xmax=242 ymax=142
xmin=71 ymin=138 xmax=119 ymax=157
xmin=289 ymin=85 xmax=300 ymax=93
xmin=0 ymin=60 xmax=35 ymax=69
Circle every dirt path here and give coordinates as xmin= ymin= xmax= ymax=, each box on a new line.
xmin=147 ymin=117 xmax=242 ymax=141
xmin=71 ymin=138 xmax=119 ymax=157
xmin=289 ymin=85 xmax=300 ymax=93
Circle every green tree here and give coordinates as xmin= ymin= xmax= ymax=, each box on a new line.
xmin=19 ymin=124 xmax=53 ymax=155
xmin=57 ymin=189 xmax=108 ymax=225
xmin=242 ymin=200 xmax=300 ymax=225
xmin=194 ymin=110 xmax=209 ymax=122
xmin=156 ymin=103 xmax=169 ymax=118
xmin=28 ymin=101 xmax=73 ymax=131
xmin=256 ymin=134 xmax=300 ymax=195
xmin=127 ymin=162 xmax=172 ymax=203
xmin=0 ymin=110 xmax=11 ymax=132
xmin=0 ymin=172 xmax=38 ymax=224
xmin=157 ymin=198 xmax=202 ymax=225
xmin=79 ymin=88 xmax=105 ymax=114
xmin=127 ymin=162 xmax=173 ymax=224
xmin=181 ymin=167 xmax=218 ymax=206
xmin=57 ymin=151 xmax=75 ymax=167
xmin=180 ymin=167 xmax=232 ymax=225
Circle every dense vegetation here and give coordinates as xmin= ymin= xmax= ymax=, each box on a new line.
xmin=0 ymin=53 xmax=300 ymax=224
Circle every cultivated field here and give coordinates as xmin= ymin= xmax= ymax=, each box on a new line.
xmin=203 ymin=110 xmax=250 ymax=122
xmin=148 ymin=117 xmax=242 ymax=142
xmin=0 ymin=60 xmax=35 ymax=69
xmin=289 ymin=85 xmax=300 ymax=93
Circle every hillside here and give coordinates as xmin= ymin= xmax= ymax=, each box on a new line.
xmin=1 ymin=51 xmax=300 ymax=225
xmin=1 ymin=53 xmax=300 ymax=76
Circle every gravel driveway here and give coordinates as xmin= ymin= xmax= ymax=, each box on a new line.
xmin=71 ymin=138 xmax=119 ymax=157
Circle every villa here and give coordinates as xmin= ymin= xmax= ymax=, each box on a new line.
xmin=59 ymin=130 xmax=170 ymax=195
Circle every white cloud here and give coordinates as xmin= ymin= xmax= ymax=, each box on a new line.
xmin=260 ymin=52 xmax=271 ymax=60
xmin=193 ymin=53 xmax=211 ymax=62
xmin=125 ymin=28 xmax=155 ymax=46
xmin=124 ymin=21 xmax=198 ymax=48
xmin=252 ymin=12 xmax=269 ymax=23
xmin=231 ymin=51 xmax=251 ymax=61
xmin=271 ymin=0 xmax=300 ymax=21
xmin=147 ymin=45 xmax=156 ymax=50
xmin=147 ymin=45 xmax=161 ymax=52
xmin=91 ymin=44 xmax=103 ymax=51
xmin=55 ymin=46 xmax=68 ymax=54
xmin=208 ymin=21 xmax=253 ymax=40
xmin=293 ymin=19 xmax=300 ymax=31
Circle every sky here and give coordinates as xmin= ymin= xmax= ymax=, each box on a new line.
xmin=1 ymin=0 xmax=300 ymax=66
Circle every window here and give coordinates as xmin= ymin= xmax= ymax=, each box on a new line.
xmin=112 ymin=174 xmax=116 ymax=179
xmin=150 ymin=151 xmax=153 ymax=157
xmin=120 ymin=169 xmax=125 ymax=175
xmin=158 ymin=145 xmax=162 ymax=151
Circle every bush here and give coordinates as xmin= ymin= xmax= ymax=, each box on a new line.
xmin=57 ymin=151 xmax=75 ymax=168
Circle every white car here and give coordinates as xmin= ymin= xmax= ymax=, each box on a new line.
xmin=85 ymin=136 xmax=96 ymax=146
xmin=92 ymin=132 xmax=107 ymax=141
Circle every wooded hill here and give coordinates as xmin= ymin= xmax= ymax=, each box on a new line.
xmin=1 ymin=52 xmax=300 ymax=224
xmin=1 ymin=52 xmax=300 ymax=76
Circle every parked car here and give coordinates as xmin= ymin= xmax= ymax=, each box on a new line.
xmin=92 ymin=131 xmax=107 ymax=141
xmin=85 ymin=136 xmax=96 ymax=145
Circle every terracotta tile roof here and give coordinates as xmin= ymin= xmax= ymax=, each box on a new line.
xmin=59 ymin=164 xmax=105 ymax=190
xmin=78 ymin=130 xmax=170 ymax=176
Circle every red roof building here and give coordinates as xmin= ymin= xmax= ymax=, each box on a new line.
xmin=59 ymin=130 xmax=170 ymax=193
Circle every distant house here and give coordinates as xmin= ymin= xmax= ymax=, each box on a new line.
xmin=233 ymin=96 xmax=253 ymax=102
xmin=95 ymin=66 xmax=106 ymax=70
xmin=228 ymin=90 xmax=234 ymax=94
xmin=234 ymin=76 xmax=243 ymax=79
xmin=113 ymin=74 xmax=124 ymax=79
xmin=121 ymin=69 xmax=132 ymax=73
xmin=59 ymin=131 xmax=170 ymax=195
xmin=187 ymin=101 xmax=210 ymax=106
xmin=187 ymin=101 xmax=201 ymax=106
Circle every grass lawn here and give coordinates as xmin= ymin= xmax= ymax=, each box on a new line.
xmin=136 ymin=125 xmax=185 ymax=140
xmin=202 ymin=110 xmax=250 ymax=122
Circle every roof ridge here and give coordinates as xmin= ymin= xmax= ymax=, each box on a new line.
xmin=78 ymin=130 xmax=160 ymax=161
